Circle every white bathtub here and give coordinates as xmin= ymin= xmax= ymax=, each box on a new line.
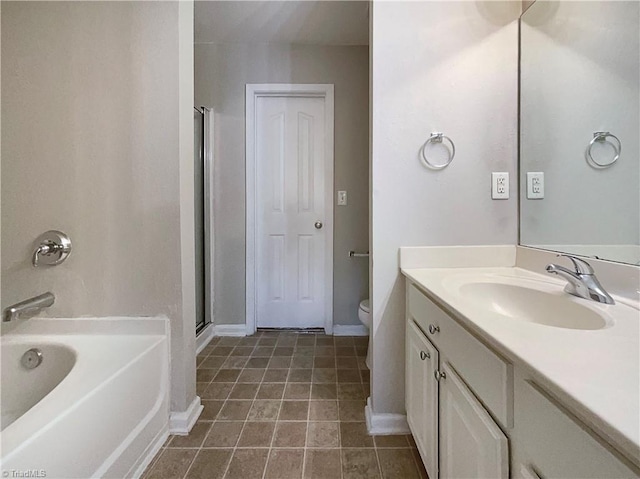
xmin=0 ymin=317 xmax=169 ymax=479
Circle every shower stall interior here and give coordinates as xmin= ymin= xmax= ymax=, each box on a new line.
xmin=194 ymin=107 xmax=213 ymax=334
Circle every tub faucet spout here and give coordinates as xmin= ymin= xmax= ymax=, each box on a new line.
xmin=2 ymin=292 xmax=55 ymax=322
xmin=545 ymin=255 xmax=614 ymax=305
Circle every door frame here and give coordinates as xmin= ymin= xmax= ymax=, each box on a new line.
xmin=245 ymin=83 xmax=335 ymax=335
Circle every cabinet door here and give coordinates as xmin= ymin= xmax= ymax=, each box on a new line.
xmin=406 ymin=319 xmax=439 ymax=479
xmin=514 ymin=378 xmax=639 ymax=478
xmin=439 ymin=362 xmax=508 ymax=479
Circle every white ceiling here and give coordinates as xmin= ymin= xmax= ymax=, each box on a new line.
xmin=195 ymin=1 xmax=369 ymax=46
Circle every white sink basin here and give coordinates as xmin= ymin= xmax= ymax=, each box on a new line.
xmin=440 ymin=272 xmax=614 ymax=331
xmin=458 ymin=282 xmax=608 ymax=330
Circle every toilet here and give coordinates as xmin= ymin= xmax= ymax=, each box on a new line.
xmin=358 ymin=299 xmax=372 ymax=369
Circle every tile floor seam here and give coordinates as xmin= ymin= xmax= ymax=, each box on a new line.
xmin=256 ymin=333 xmax=281 ymax=479
xmin=185 ymin=338 xmax=247 ymax=479
xmin=207 ymin=338 xmax=259 ymax=478
xmin=261 ymin=398 xmax=282 ymax=479
xmin=372 ymin=439 xmax=384 ymax=479
xmin=337 ymin=349 xmax=345 ymax=479
xmin=300 ymin=338 xmax=314 ymax=479
xmin=222 ymin=335 xmax=277 ymax=479
xmin=409 ymin=445 xmax=426 ymax=479
xmin=179 ymin=447 xmax=200 ymax=479
xmin=305 ymin=332 xmax=322 ymax=477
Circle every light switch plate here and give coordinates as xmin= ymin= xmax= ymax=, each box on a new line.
xmin=491 ymin=172 xmax=509 ymax=199
xmin=527 ymin=172 xmax=544 ymax=199
xmin=337 ymin=190 xmax=347 ymax=206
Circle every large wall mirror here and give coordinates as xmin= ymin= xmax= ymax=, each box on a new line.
xmin=519 ymin=1 xmax=639 ymax=265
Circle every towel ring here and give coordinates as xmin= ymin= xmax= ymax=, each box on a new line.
xmin=587 ymin=131 xmax=621 ymax=168
xmin=421 ymin=132 xmax=455 ymax=170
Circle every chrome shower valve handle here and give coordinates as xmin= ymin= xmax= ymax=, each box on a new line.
xmin=32 ymin=230 xmax=72 ymax=267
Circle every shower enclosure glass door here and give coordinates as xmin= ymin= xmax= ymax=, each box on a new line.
xmin=194 ymin=107 xmax=210 ymax=333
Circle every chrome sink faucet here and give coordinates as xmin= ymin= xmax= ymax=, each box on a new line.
xmin=545 ymin=254 xmax=614 ymax=305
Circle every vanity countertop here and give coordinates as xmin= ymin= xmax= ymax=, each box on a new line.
xmin=402 ymin=265 xmax=640 ymax=464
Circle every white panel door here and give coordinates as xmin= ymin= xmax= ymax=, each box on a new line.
xmin=256 ymin=95 xmax=327 ymax=328
xmin=406 ymin=320 xmax=439 ymax=479
xmin=439 ymin=361 xmax=509 ymax=479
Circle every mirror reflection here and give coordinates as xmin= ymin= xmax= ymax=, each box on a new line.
xmin=519 ymin=1 xmax=639 ymax=265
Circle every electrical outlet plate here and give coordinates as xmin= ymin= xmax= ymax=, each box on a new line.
xmin=527 ymin=172 xmax=544 ymax=199
xmin=491 ymin=172 xmax=509 ymax=200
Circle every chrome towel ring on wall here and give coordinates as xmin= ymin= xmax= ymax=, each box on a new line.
xmin=587 ymin=131 xmax=621 ymax=168
xmin=420 ymin=132 xmax=456 ymax=170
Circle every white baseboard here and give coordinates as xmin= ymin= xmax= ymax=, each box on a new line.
xmin=333 ymin=324 xmax=369 ymax=336
xmin=169 ymin=396 xmax=203 ymax=435
xmin=365 ymin=397 xmax=410 ymax=435
xmin=213 ymin=324 xmax=247 ymax=337
xmin=196 ymin=324 xmax=215 ymax=354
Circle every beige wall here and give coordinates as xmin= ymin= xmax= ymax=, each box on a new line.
xmin=195 ymin=43 xmax=369 ymax=327
xmin=370 ymin=1 xmax=520 ymax=415
xmin=1 ymin=1 xmax=196 ymax=413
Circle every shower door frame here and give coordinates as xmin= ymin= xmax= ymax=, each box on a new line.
xmin=195 ymin=106 xmax=215 ymax=335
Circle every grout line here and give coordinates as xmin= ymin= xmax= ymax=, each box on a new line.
xmin=177 ymin=449 xmax=199 ymax=479
xmin=336 ymin=337 xmax=345 ymax=479
xmin=337 ymin=375 xmax=344 ymax=478
xmin=409 ymin=442 xmax=427 ymax=478
xmin=186 ymin=337 xmax=258 ymax=479
xmin=372 ymin=437 xmax=384 ymax=479
xmin=219 ymin=337 xmax=263 ymax=479
xmin=262 ymin=377 xmax=283 ymax=479
xmin=179 ymin=436 xmax=204 ymax=479
xmin=301 ymin=332 xmax=315 ymax=479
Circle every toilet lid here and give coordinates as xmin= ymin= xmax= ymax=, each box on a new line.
xmin=359 ymin=299 xmax=370 ymax=314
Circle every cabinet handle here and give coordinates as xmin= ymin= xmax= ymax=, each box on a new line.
xmin=434 ymin=370 xmax=446 ymax=381
xmin=428 ymin=324 xmax=440 ymax=334
xmin=419 ymin=350 xmax=430 ymax=360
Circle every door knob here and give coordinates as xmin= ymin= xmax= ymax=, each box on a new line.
xmin=314 ymin=221 xmax=323 ymax=229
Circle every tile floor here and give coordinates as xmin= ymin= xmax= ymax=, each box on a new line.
xmin=143 ymin=331 xmax=428 ymax=479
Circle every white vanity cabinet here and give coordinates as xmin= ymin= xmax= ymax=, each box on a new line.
xmin=405 ymin=279 xmax=640 ymax=479
xmin=512 ymin=375 xmax=639 ymax=479
xmin=439 ymin=361 xmax=509 ymax=478
xmin=406 ymin=282 xmax=509 ymax=479
xmin=406 ymin=320 xmax=439 ymax=478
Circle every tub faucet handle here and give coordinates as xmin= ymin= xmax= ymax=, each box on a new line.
xmin=32 ymin=231 xmax=72 ymax=267
xmin=33 ymin=242 xmax=55 ymax=266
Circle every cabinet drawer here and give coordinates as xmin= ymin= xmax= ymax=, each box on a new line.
xmin=408 ymin=282 xmax=513 ymax=429
xmin=515 ymin=379 xmax=639 ymax=478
